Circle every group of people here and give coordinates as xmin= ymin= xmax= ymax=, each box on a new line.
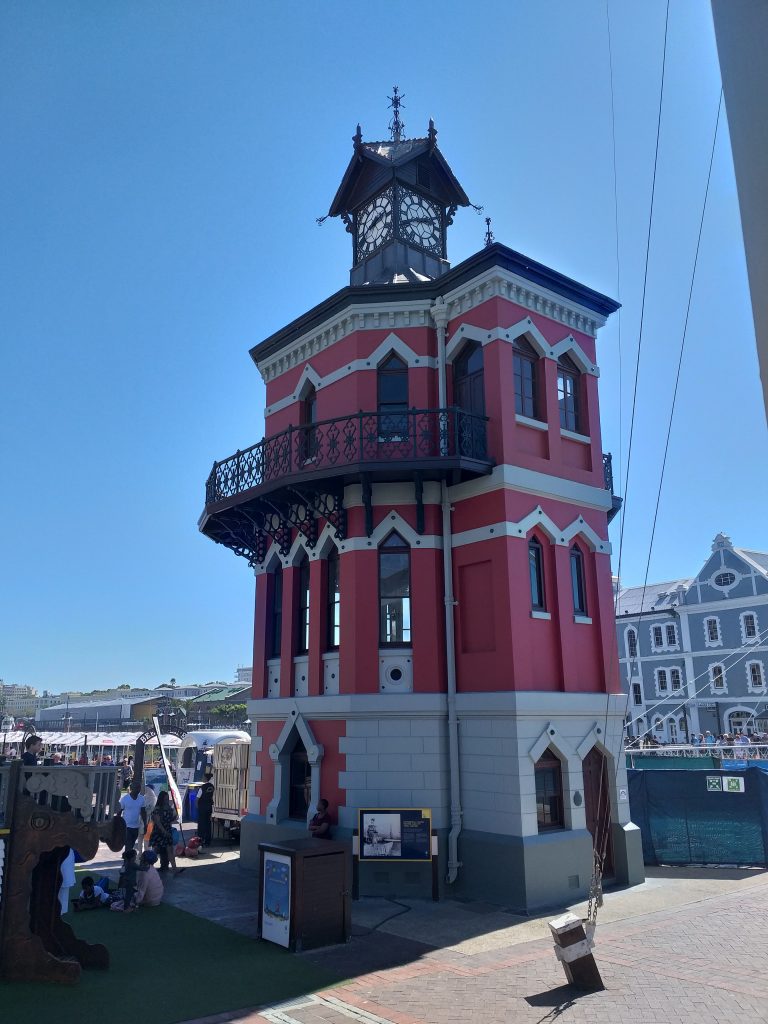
xmin=630 ymin=730 xmax=768 ymax=749
xmin=73 ymin=849 xmax=164 ymax=913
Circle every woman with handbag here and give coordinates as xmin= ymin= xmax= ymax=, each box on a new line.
xmin=149 ymin=790 xmax=184 ymax=876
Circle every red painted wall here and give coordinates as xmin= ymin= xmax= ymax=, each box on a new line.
xmin=309 ymin=719 xmax=347 ymax=823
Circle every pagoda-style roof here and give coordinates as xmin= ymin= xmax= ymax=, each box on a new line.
xmin=328 ymin=127 xmax=470 ymax=217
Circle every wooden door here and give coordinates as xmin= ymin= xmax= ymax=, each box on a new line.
xmin=582 ymin=746 xmax=614 ymax=877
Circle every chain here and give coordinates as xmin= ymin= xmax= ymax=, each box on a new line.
xmin=586 ymin=848 xmax=604 ymax=926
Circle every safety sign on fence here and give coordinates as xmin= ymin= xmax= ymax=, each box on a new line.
xmin=706 ymin=775 xmax=745 ymax=793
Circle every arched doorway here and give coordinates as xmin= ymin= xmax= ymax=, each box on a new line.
xmin=453 ymin=342 xmax=485 ymax=416
xmin=582 ymin=746 xmax=613 ymax=877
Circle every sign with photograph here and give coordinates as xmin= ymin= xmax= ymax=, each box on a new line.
xmin=359 ymin=808 xmax=432 ymax=862
xmin=261 ymin=852 xmax=291 ymax=947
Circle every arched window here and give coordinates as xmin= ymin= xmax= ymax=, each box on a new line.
xmin=269 ymin=566 xmax=283 ymax=658
xmin=535 ymin=747 xmax=564 ymax=831
xmin=570 ymin=545 xmax=587 ymax=615
xmin=379 ymin=532 xmax=411 ymax=645
xmin=626 ymin=628 xmax=638 ymax=659
xmin=326 ymin=548 xmax=341 ymax=650
xmin=513 ymin=338 xmax=539 ymax=419
xmin=301 ymin=385 xmax=318 ymax=459
xmin=528 ymin=537 xmax=546 ymax=611
xmin=454 ymin=342 xmax=485 ymax=416
xmin=378 ymin=353 xmax=409 ymax=440
xmin=557 ymin=354 xmax=581 ymax=432
xmin=296 ymin=554 xmax=310 ymax=654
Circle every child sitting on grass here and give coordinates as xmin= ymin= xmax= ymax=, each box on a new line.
xmin=72 ymin=876 xmax=110 ymax=911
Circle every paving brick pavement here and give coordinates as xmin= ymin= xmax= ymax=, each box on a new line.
xmin=182 ymin=874 xmax=768 ymax=1024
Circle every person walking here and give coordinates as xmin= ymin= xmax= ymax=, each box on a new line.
xmin=149 ymin=790 xmax=184 ymax=875
xmin=137 ymin=784 xmax=157 ymax=856
xmin=118 ymin=782 xmax=147 ymax=853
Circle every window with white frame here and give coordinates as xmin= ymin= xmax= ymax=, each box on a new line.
xmin=653 ymin=717 xmax=664 ymax=734
xmin=747 ymin=661 xmax=766 ymax=692
xmin=670 ymin=668 xmax=682 ymax=691
xmin=655 ymin=668 xmax=669 ymax=695
xmin=626 ymin=628 xmax=638 ymax=659
xmin=665 ymin=623 xmax=678 ymax=648
xmin=741 ymin=612 xmax=759 ymax=644
xmin=652 ymin=625 xmax=664 ymax=650
xmin=704 ymin=617 xmax=721 ymax=647
xmin=709 ymin=663 xmax=726 ymax=691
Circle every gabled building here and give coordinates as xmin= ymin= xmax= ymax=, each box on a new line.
xmin=617 ymin=533 xmax=768 ymax=741
xmin=199 ymin=106 xmax=643 ymax=910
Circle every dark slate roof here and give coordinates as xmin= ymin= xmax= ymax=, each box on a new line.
xmin=249 ymin=242 xmax=620 ymax=366
xmin=615 ymin=579 xmax=693 ymax=616
xmin=739 ymin=549 xmax=768 ymax=575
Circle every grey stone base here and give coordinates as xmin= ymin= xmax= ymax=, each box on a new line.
xmin=611 ymin=821 xmax=645 ymax=887
xmin=450 ymin=828 xmax=596 ymax=913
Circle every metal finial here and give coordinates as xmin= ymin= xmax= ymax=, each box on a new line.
xmin=428 ymin=118 xmax=437 ymax=147
xmin=353 ymin=123 xmax=362 ymax=149
xmin=387 ymin=86 xmax=405 ymax=142
xmin=484 ymin=217 xmax=495 ymax=247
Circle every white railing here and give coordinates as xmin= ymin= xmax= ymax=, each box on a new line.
xmin=625 ymin=743 xmax=768 ymax=760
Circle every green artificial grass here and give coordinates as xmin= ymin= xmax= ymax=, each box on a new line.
xmin=0 ymin=903 xmax=340 ymax=1024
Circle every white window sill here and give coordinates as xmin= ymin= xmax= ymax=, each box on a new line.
xmin=531 ymin=610 xmax=551 ymax=620
xmin=574 ymin=615 xmax=592 ymax=624
xmin=560 ymin=427 xmax=591 ymax=445
xmin=516 ymin=414 xmax=548 ymax=432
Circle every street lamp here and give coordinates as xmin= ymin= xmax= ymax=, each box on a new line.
xmin=243 ymin=718 xmax=252 ymax=736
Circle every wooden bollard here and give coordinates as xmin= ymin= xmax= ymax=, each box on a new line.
xmin=548 ymin=912 xmax=603 ymax=991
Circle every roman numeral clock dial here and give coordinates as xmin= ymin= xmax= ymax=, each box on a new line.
xmin=398 ymin=189 xmax=442 ymax=254
xmin=356 ymin=192 xmax=394 ymax=260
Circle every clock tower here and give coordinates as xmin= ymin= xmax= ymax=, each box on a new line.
xmin=328 ymin=91 xmax=471 ymax=285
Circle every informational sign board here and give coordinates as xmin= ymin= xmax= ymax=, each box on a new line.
xmin=261 ymin=852 xmax=291 ymax=947
xmin=358 ymin=808 xmax=432 ymax=862
xmin=175 ymin=767 xmax=195 ymax=808
xmin=707 ymin=775 xmax=746 ymax=793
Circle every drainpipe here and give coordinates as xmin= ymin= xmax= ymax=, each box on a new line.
xmin=431 ymin=296 xmax=462 ymax=884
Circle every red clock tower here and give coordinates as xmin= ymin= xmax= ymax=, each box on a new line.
xmin=200 ymin=108 xmax=643 ymax=910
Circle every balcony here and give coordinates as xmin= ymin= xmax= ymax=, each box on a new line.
xmin=603 ymin=452 xmax=622 ymax=523
xmin=200 ymin=408 xmax=492 ymax=565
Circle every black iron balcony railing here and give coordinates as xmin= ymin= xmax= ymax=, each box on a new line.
xmin=602 ymin=452 xmax=614 ymax=493
xmin=205 ymin=407 xmax=490 ymax=505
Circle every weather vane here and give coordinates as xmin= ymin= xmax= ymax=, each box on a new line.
xmin=388 ymin=86 xmax=405 ymax=142
xmin=484 ymin=217 xmax=495 ymax=247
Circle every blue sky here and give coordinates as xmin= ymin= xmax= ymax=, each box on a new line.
xmin=2 ymin=1 xmax=765 ymax=693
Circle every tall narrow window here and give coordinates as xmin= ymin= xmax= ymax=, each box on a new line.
xmin=377 ymin=353 xmax=409 ymax=440
xmin=711 ymin=664 xmax=725 ymax=689
xmin=666 ymin=624 xmax=678 ymax=647
xmin=657 ymin=669 xmax=668 ymax=693
xmin=288 ymin=738 xmax=310 ymax=819
xmin=671 ymin=668 xmax=682 ymax=691
xmin=326 ymin=548 xmax=341 ymax=650
xmin=454 ymin=342 xmax=485 ymax=416
xmin=535 ymin=748 xmax=564 ymax=832
xmin=301 ymin=385 xmax=318 ymax=459
xmin=269 ymin=567 xmax=283 ymax=658
xmin=379 ymin=532 xmax=411 ymax=645
xmin=296 ymin=555 xmax=310 ymax=654
xmin=748 ymin=662 xmax=765 ymax=689
xmin=652 ymin=625 xmax=663 ymax=649
xmin=528 ymin=537 xmax=545 ymax=611
xmin=557 ymin=354 xmax=581 ymax=432
xmin=632 ymin=683 xmax=642 ymax=706
xmin=570 ymin=545 xmax=587 ymax=615
xmin=513 ymin=338 xmax=539 ymax=419
xmin=742 ymin=613 xmax=758 ymax=641
xmin=627 ymin=629 xmax=638 ymax=658
xmin=706 ymin=618 xmax=721 ymax=644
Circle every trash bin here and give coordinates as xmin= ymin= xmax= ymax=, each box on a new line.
xmin=258 ymin=838 xmax=351 ymax=951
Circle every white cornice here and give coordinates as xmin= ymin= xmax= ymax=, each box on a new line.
xmin=446 ymin=317 xmax=599 ymax=377
xmin=257 ymin=266 xmax=607 ymax=384
xmin=447 ymin=463 xmax=613 ymax=512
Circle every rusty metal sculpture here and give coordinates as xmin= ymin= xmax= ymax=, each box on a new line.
xmin=0 ymin=761 xmax=125 ymax=985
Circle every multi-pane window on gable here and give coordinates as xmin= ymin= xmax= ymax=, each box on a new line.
xmin=513 ymin=338 xmax=539 ymax=419
xmin=632 ymin=683 xmax=642 ymax=706
xmin=666 ymin=624 xmax=678 ymax=648
xmin=626 ymin=629 xmax=638 ymax=659
xmin=748 ymin=661 xmax=765 ymax=690
xmin=742 ymin=612 xmax=758 ymax=642
xmin=656 ymin=669 xmax=668 ymax=693
xmin=557 ymin=354 xmax=581 ymax=432
xmin=705 ymin=618 xmax=721 ymax=645
xmin=670 ymin=668 xmax=682 ymax=691
xmin=652 ymin=625 xmax=664 ymax=649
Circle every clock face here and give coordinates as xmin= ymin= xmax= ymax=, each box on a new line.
xmin=356 ymin=191 xmax=393 ymax=259
xmin=398 ymin=189 xmax=442 ymax=253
